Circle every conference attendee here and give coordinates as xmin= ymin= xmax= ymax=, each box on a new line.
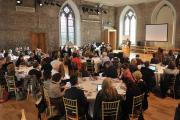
xmin=79 ymin=64 xmax=89 ymax=77
xmin=14 ymin=47 xmax=20 ymax=56
xmin=121 ymin=80 xmax=141 ymax=120
xmin=27 ymin=53 xmax=35 ymax=66
xmin=15 ymin=55 xmax=26 ymax=67
xmin=141 ymin=61 xmax=156 ymax=91
xmin=133 ymin=71 xmax=148 ymax=111
xmin=34 ymin=49 xmax=41 ymax=64
xmin=0 ymin=49 xmax=5 ymax=58
xmin=129 ymin=58 xmax=138 ymax=73
xmin=2 ymin=56 xmax=12 ymax=72
xmin=120 ymin=63 xmax=134 ymax=82
xmin=72 ymin=53 xmax=81 ymax=70
xmin=28 ymin=61 xmax=42 ymax=80
xmin=163 ymin=61 xmax=179 ymax=76
xmin=24 ymin=46 xmax=31 ymax=55
xmin=102 ymin=61 xmax=118 ymax=78
xmin=64 ymin=76 xmax=90 ymax=120
xmin=161 ymin=61 xmax=179 ymax=98
xmin=156 ymin=47 xmax=164 ymax=63
xmin=93 ymin=78 xmax=121 ymax=120
xmin=0 ymin=58 xmax=6 ymax=85
xmin=100 ymin=52 xmax=110 ymax=66
xmin=41 ymin=57 xmax=53 ymax=72
xmin=48 ymin=73 xmax=66 ymax=116
xmin=43 ymin=70 xmax=52 ymax=90
xmin=167 ymin=50 xmax=175 ymax=61
xmin=150 ymin=53 xmax=159 ymax=64
xmin=51 ymin=56 xmax=65 ymax=77
xmin=135 ymin=54 xmax=143 ymax=65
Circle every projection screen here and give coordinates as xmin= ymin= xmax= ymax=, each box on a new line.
xmin=145 ymin=24 xmax=168 ymax=42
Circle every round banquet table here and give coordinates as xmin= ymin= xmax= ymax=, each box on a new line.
xmin=15 ymin=66 xmax=33 ymax=80
xmin=77 ymin=77 xmax=126 ymax=101
xmin=76 ymin=77 xmax=126 ymax=116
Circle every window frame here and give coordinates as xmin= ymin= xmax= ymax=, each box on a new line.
xmin=60 ymin=4 xmax=75 ymax=45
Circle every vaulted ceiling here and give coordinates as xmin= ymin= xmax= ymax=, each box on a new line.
xmin=84 ymin=0 xmax=160 ymax=7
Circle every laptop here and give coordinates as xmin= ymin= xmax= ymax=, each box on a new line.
xmin=97 ymin=84 xmax=102 ymax=91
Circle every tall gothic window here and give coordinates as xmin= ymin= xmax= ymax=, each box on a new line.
xmin=123 ymin=10 xmax=136 ymax=44
xmin=60 ymin=5 xmax=75 ymax=45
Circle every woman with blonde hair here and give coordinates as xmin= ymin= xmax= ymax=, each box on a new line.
xmin=93 ymin=78 xmax=121 ymax=120
xmin=133 ymin=70 xmax=148 ymax=111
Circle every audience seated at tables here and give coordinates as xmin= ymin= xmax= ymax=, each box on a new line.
xmin=120 ymin=63 xmax=134 ymax=82
xmin=15 ymin=55 xmax=26 ymax=67
xmin=121 ymin=80 xmax=142 ymax=120
xmin=133 ymin=71 xmax=148 ymax=111
xmin=102 ymin=61 xmax=118 ymax=78
xmin=64 ymin=76 xmax=90 ymax=120
xmin=141 ymin=61 xmax=156 ymax=91
xmin=93 ymin=78 xmax=122 ymax=120
xmin=48 ymin=73 xmax=66 ymax=117
xmin=150 ymin=53 xmax=159 ymax=64
xmin=129 ymin=58 xmax=138 ymax=73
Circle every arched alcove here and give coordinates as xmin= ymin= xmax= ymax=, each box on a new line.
xmin=119 ymin=6 xmax=137 ymax=46
xmin=151 ymin=0 xmax=176 ymax=47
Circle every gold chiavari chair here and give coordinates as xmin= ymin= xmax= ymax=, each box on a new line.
xmin=43 ymin=87 xmax=54 ymax=116
xmin=21 ymin=109 xmax=27 ymax=120
xmin=6 ymin=75 xmax=17 ymax=99
xmin=129 ymin=93 xmax=145 ymax=120
xmin=63 ymin=97 xmax=79 ymax=120
xmin=102 ymin=100 xmax=120 ymax=120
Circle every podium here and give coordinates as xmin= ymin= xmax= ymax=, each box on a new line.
xmin=122 ymin=44 xmax=130 ymax=57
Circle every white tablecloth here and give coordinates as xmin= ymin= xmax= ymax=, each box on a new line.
xmin=78 ymin=77 xmax=126 ymax=101
xmin=154 ymin=64 xmax=166 ymax=86
xmin=15 ymin=66 xmax=33 ymax=80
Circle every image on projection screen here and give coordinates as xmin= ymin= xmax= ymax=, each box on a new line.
xmin=145 ymin=24 xmax=168 ymax=42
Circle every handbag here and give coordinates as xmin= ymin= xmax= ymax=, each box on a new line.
xmin=0 ymin=86 xmax=9 ymax=103
xmin=35 ymin=96 xmax=47 ymax=120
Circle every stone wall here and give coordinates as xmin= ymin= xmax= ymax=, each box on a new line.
xmin=115 ymin=0 xmax=180 ymax=48
xmin=0 ymin=0 xmax=115 ymax=51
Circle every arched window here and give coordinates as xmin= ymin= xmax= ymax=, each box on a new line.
xmin=123 ymin=10 xmax=136 ymax=45
xmin=60 ymin=5 xmax=75 ymax=45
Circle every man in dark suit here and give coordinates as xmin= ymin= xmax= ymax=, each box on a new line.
xmin=102 ymin=61 xmax=118 ymax=78
xmin=64 ymin=76 xmax=90 ymax=120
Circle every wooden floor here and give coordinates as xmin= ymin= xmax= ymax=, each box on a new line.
xmin=0 ymin=93 xmax=179 ymax=120
xmin=0 ymin=52 xmax=179 ymax=120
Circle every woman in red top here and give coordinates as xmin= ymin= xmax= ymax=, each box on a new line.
xmin=72 ymin=53 xmax=81 ymax=70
